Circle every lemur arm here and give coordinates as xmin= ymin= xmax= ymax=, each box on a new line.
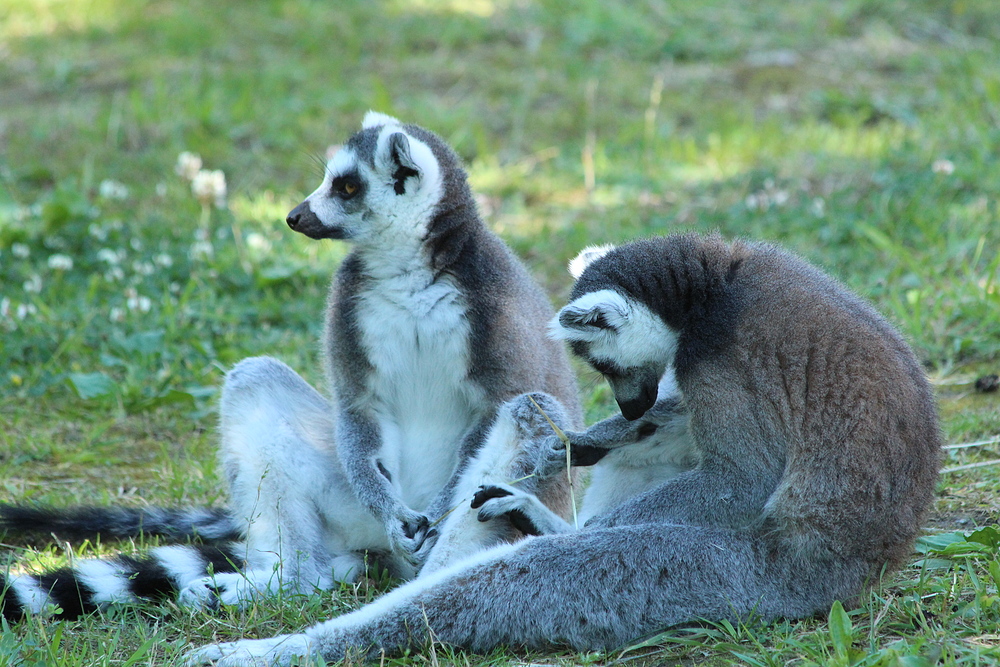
xmin=535 ymin=396 xmax=687 ymax=477
xmin=336 ymin=407 xmax=430 ymax=559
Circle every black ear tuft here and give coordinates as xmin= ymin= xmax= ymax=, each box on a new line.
xmin=558 ymin=306 xmax=616 ymax=331
xmin=388 ymin=132 xmax=420 ymax=195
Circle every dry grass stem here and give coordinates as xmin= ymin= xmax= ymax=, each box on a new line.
xmin=526 ymin=395 xmax=578 ymax=529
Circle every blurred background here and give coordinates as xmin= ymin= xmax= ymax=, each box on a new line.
xmin=2 ymin=1 xmax=1000 ymax=662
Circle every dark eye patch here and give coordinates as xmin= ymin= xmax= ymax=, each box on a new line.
xmin=331 ymin=172 xmax=363 ymax=200
xmin=588 ymin=358 xmax=625 ymax=377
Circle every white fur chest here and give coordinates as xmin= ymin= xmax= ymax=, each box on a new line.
xmin=354 ymin=270 xmax=484 ymax=511
xmin=579 ymin=429 xmax=699 ymax=524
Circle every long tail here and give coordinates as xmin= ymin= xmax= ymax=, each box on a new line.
xmin=0 ymin=504 xmax=242 ymax=543
xmin=0 ymin=543 xmax=243 ymax=621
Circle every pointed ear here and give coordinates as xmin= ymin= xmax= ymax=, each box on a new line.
xmin=551 ymin=291 xmax=631 ymax=341
xmin=362 ymin=111 xmax=402 ymax=130
xmin=558 ymin=304 xmax=619 ymax=332
xmin=568 ymin=244 xmax=616 ymax=279
xmin=387 ymin=132 xmax=421 ymax=195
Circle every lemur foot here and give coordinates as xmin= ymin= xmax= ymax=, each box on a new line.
xmin=184 ymin=634 xmax=316 ymax=667
xmin=471 ymin=484 xmax=542 ymax=536
xmin=178 ymin=572 xmax=266 ymax=610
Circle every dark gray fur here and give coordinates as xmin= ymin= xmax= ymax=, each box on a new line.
xmin=185 ymin=233 xmax=940 ymax=665
xmin=324 ymin=122 xmax=582 ymax=548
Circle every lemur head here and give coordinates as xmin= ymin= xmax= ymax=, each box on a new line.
xmin=286 ymin=112 xmax=448 ymax=244
xmin=550 ymin=244 xmax=679 ymax=421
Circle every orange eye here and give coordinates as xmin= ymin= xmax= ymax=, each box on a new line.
xmin=344 ymin=182 xmax=357 ymax=195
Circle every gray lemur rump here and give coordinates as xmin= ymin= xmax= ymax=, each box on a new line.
xmin=185 ymin=232 xmax=941 ymax=667
xmin=0 ymin=112 xmax=581 ymax=620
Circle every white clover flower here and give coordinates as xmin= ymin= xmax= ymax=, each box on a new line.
xmin=88 ymin=223 xmax=109 ymax=241
xmin=191 ymin=169 xmax=227 ymax=208
xmin=110 ymin=306 xmax=125 ymax=322
xmin=23 ymin=274 xmax=42 ymax=293
xmin=47 ymin=254 xmax=73 ymax=271
xmin=246 ymin=232 xmax=271 ymax=252
xmin=745 ymin=193 xmax=763 ymax=211
xmin=932 ymin=159 xmax=955 ymax=175
xmin=16 ymin=303 xmax=37 ymax=319
xmin=130 ymin=238 xmax=143 ymax=251
xmin=811 ymin=197 xmax=826 ymax=218
xmin=189 ymin=240 xmax=214 ymax=260
xmin=125 ymin=287 xmax=152 ymax=313
xmin=0 ymin=297 xmax=9 ymax=318
xmin=169 ymin=281 xmax=181 ymax=293
xmin=154 ymin=253 xmax=173 ymax=268
xmin=132 ymin=260 xmax=155 ymax=276
xmin=97 ymin=248 xmax=124 ymax=264
xmin=104 ymin=266 xmax=125 ymax=282
xmin=175 ymin=151 xmax=203 ymax=181
xmin=98 ymin=179 xmax=129 ymax=200
xmin=12 ymin=243 xmax=29 ymax=259
xmin=155 ymin=182 xmax=167 ymax=198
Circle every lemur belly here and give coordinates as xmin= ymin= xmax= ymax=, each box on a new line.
xmin=356 ymin=277 xmax=484 ymax=512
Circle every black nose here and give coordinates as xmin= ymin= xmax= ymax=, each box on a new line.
xmin=286 ymin=201 xmax=310 ymax=230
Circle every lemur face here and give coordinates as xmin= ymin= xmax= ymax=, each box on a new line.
xmin=551 ymin=288 xmax=678 ymax=421
xmin=286 ymin=112 xmax=443 ymax=243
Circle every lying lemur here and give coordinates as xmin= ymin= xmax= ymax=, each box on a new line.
xmin=0 ymin=113 xmax=582 ymax=619
xmin=185 ymin=233 xmax=941 ymax=667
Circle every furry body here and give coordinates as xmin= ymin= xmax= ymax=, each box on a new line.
xmin=185 ymin=233 xmax=940 ymax=666
xmin=0 ymin=114 xmax=580 ymax=620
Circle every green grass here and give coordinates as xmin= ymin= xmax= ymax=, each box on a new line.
xmin=2 ymin=0 xmax=1000 ymax=664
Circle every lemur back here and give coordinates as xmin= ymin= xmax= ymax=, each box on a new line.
xmin=184 ymin=233 xmax=941 ymax=667
xmin=0 ymin=114 xmax=581 ymax=621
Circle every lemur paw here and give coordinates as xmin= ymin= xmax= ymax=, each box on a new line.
xmin=533 ymin=434 xmax=570 ymax=479
xmin=386 ymin=510 xmax=431 ymax=564
xmin=179 ymin=572 xmax=263 ymax=611
xmin=184 ymin=634 xmax=316 ymax=667
xmin=471 ymin=484 xmax=541 ymax=536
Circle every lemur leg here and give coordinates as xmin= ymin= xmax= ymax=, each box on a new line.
xmin=418 ymin=392 xmax=575 ymax=576
xmin=185 ymin=524 xmax=866 ymax=667
xmin=180 ymin=357 xmax=378 ymax=609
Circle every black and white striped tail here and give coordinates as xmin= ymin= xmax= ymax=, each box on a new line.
xmin=0 ymin=504 xmax=242 ymax=543
xmin=0 ymin=543 xmax=243 ymax=622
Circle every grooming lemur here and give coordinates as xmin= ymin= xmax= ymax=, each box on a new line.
xmin=0 ymin=113 xmax=582 ymax=620
xmin=185 ymin=232 xmax=941 ymax=667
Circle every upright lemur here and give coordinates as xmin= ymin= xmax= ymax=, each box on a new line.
xmin=0 ymin=113 xmax=581 ymax=619
xmin=185 ymin=233 xmax=941 ymax=667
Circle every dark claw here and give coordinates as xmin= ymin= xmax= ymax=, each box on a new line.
xmin=403 ymin=515 xmax=429 ymax=540
xmin=471 ymin=485 xmax=514 ymax=509
xmin=569 ymin=444 xmax=612 ymax=466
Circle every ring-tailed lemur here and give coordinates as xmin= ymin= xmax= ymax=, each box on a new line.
xmin=470 ymin=244 xmax=700 ymax=533
xmin=184 ymin=232 xmax=940 ymax=667
xmin=0 ymin=113 xmax=582 ymax=620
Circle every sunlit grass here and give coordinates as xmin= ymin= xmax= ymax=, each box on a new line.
xmin=1 ymin=0 xmax=999 ymax=664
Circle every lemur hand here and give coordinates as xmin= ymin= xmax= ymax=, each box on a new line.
xmin=534 ymin=433 xmax=611 ymax=479
xmin=387 ymin=508 xmax=431 ymax=563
